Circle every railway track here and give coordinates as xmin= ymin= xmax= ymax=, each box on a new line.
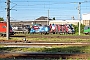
xmin=0 ymin=43 xmax=90 ymax=47
xmin=10 ymin=35 xmax=90 ymax=39
xmin=1 ymin=43 xmax=90 ymax=45
xmin=0 ymin=35 xmax=90 ymax=59
xmin=0 ymin=43 xmax=90 ymax=59
xmin=24 ymin=35 xmax=90 ymax=39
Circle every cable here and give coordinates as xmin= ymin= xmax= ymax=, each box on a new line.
xmin=0 ymin=0 xmax=90 ymax=20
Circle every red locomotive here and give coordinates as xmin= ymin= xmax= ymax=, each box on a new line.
xmin=0 ymin=22 xmax=14 ymax=36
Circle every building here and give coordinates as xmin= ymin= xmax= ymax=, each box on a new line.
xmin=82 ymin=13 xmax=90 ymax=26
xmin=10 ymin=21 xmax=34 ymax=27
xmin=10 ymin=16 xmax=52 ymax=27
xmin=49 ymin=20 xmax=80 ymax=25
xmin=35 ymin=16 xmax=52 ymax=25
xmin=11 ymin=14 xmax=90 ymax=27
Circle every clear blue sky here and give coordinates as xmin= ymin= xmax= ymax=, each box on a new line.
xmin=0 ymin=0 xmax=90 ymax=21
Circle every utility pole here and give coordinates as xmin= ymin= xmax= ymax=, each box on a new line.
xmin=78 ymin=2 xmax=81 ymax=35
xmin=6 ymin=0 xmax=10 ymax=40
xmin=47 ymin=10 xmax=49 ymax=25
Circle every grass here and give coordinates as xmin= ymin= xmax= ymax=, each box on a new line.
xmin=0 ymin=33 xmax=90 ymax=43
xmin=0 ymin=33 xmax=90 ymax=60
xmin=0 ymin=37 xmax=6 ymax=40
xmin=0 ymin=45 xmax=90 ymax=53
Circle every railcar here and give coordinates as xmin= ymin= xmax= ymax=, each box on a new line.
xmin=84 ymin=26 xmax=90 ymax=35
xmin=30 ymin=24 xmax=75 ymax=34
xmin=30 ymin=24 xmax=50 ymax=34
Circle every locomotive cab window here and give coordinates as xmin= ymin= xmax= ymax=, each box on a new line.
xmin=84 ymin=26 xmax=89 ymax=30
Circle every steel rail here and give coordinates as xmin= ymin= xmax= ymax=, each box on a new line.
xmin=0 ymin=43 xmax=90 ymax=46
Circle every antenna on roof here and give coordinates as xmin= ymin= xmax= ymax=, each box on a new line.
xmin=47 ymin=10 xmax=49 ymax=25
xmin=71 ymin=16 xmax=75 ymax=20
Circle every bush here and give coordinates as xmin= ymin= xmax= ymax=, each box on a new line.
xmin=72 ymin=23 xmax=85 ymax=33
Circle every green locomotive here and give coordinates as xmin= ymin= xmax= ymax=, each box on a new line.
xmin=84 ymin=26 xmax=90 ymax=35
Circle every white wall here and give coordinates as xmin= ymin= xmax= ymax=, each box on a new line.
xmin=49 ymin=20 xmax=81 ymax=25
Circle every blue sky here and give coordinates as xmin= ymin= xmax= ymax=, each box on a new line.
xmin=0 ymin=0 xmax=90 ymax=21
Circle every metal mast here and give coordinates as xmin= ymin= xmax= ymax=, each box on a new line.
xmin=6 ymin=0 xmax=10 ymax=40
xmin=78 ymin=2 xmax=81 ymax=35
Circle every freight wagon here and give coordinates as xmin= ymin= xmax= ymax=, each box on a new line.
xmin=12 ymin=24 xmax=30 ymax=34
xmin=0 ymin=22 xmax=14 ymax=36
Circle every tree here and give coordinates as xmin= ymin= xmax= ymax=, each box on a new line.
xmin=72 ymin=23 xmax=85 ymax=33
xmin=80 ymin=24 xmax=85 ymax=33
xmin=0 ymin=17 xmax=4 ymax=21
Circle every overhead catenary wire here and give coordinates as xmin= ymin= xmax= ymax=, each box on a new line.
xmin=0 ymin=0 xmax=90 ymax=20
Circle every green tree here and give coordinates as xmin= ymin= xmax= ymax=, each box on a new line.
xmin=72 ymin=24 xmax=78 ymax=33
xmin=0 ymin=17 xmax=4 ymax=21
xmin=72 ymin=23 xmax=85 ymax=33
xmin=80 ymin=24 xmax=85 ymax=33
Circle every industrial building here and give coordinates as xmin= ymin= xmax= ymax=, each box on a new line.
xmin=49 ymin=20 xmax=80 ymax=25
xmin=82 ymin=13 xmax=90 ymax=26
